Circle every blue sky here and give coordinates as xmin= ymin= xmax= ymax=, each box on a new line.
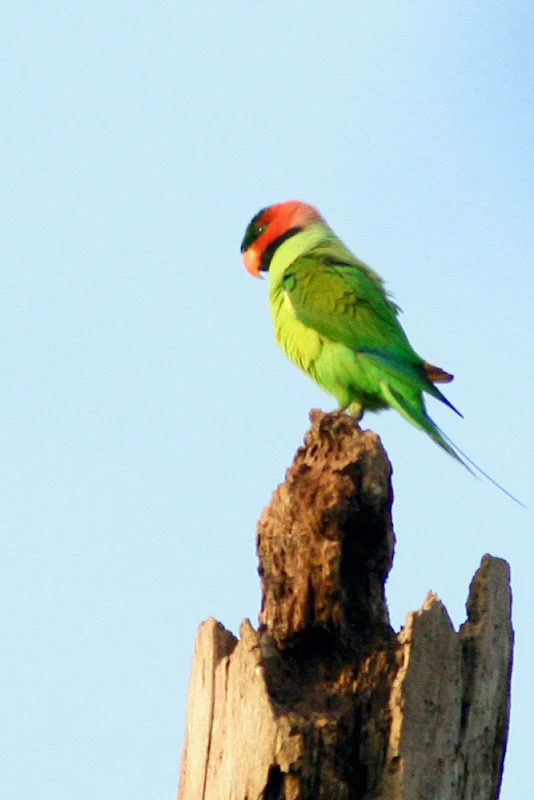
xmin=2 ymin=2 xmax=533 ymax=797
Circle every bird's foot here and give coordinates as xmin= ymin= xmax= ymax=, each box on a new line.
xmin=341 ymin=402 xmax=364 ymax=424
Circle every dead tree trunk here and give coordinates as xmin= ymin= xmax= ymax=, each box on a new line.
xmin=177 ymin=410 xmax=513 ymax=800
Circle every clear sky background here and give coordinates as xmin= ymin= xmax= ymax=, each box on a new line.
xmin=2 ymin=2 xmax=532 ymax=798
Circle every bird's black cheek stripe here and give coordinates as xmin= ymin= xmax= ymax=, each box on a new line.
xmin=260 ymin=227 xmax=302 ymax=272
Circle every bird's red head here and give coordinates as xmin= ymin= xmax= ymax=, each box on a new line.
xmin=241 ymin=200 xmax=323 ymax=277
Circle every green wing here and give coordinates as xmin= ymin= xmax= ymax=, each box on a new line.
xmin=281 ymin=251 xmax=415 ymax=357
xmin=280 ymin=249 xmax=457 ymax=409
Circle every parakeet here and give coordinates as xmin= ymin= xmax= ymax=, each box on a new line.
xmin=240 ymin=200 xmax=520 ymax=504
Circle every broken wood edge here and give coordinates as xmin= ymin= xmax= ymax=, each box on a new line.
xmin=177 ymin=555 xmax=513 ymax=799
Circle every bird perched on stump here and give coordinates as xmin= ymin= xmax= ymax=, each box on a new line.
xmin=241 ymin=199 xmax=465 ymax=464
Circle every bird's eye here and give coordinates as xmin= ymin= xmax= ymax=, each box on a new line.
xmin=240 ymin=210 xmax=269 ymax=253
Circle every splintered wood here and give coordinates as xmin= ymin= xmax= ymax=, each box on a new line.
xmin=178 ymin=411 xmax=513 ymax=800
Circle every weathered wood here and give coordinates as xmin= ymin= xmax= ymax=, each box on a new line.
xmin=257 ymin=409 xmax=394 ymax=650
xmin=383 ymin=557 xmax=512 ymax=800
xmin=177 ymin=411 xmax=513 ymax=800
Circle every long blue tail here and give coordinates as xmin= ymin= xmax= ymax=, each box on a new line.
xmin=433 ymin=423 xmax=526 ymax=507
xmin=381 ymin=382 xmax=525 ymax=507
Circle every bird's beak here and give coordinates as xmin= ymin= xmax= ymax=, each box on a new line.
xmin=243 ymin=248 xmax=261 ymax=278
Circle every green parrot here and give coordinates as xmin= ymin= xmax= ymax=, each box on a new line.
xmin=240 ymin=200 xmax=520 ymax=502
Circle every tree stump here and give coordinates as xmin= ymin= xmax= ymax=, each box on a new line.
xmin=177 ymin=411 xmax=513 ymax=800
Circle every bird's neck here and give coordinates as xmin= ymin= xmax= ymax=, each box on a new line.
xmin=267 ymin=222 xmax=330 ymax=289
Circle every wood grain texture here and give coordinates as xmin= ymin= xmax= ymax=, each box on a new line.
xmin=258 ymin=410 xmax=394 ymax=651
xmin=177 ymin=412 xmax=513 ymax=800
